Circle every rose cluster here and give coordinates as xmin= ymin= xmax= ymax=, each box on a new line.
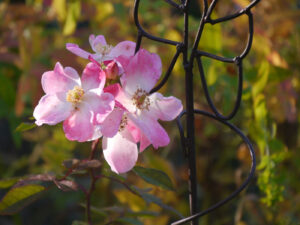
xmin=33 ymin=35 xmax=183 ymax=174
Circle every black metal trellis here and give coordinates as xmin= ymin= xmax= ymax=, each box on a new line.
xmin=133 ymin=0 xmax=260 ymax=224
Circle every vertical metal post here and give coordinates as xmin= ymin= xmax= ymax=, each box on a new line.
xmin=183 ymin=1 xmax=198 ymax=224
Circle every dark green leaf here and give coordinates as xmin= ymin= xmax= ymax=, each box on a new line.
xmin=136 ymin=190 xmax=183 ymax=218
xmin=133 ymin=166 xmax=174 ymax=191
xmin=116 ymin=217 xmax=143 ymax=225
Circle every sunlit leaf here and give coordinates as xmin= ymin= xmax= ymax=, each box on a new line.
xmin=0 ymin=178 xmax=19 ymax=189
xmin=95 ymin=2 xmax=114 ymax=22
xmin=252 ymin=61 xmax=270 ymax=98
xmin=52 ymin=0 xmax=66 ymax=21
xmin=0 ymin=184 xmax=45 ymax=215
xmin=15 ymin=122 xmax=36 ymax=132
xmin=63 ymin=0 xmax=81 ymax=35
xmin=133 ymin=166 xmax=174 ymax=191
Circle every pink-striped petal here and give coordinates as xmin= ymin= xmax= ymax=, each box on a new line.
xmin=89 ymin=34 xmax=107 ymax=52
xmin=42 ymin=62 xmax=80 ymax=95
xmin=63 ymin=107 xmax=94 ymax=142
xmin=128 ymin=112 xmax=170 ymax=149
xmin=126 ymin=119 xmax=140 ymax=143
xmin=81 ymin=62 xmax=105 ymax=91
xmin=109 ymin=41 xmax=136 ymax=58
xmin=139 ymin=132 xmax=151 ymax=152
xmin=66 ymin=43 xmax=91 ymax=59
xmin=149 ymin=93 xmax=183 ymax=121
xmin=100 ymin=108 xmax=124 ymax=138
xmin=88 ymin=125 xmax=103 ymax=141
xmin=83 ymin=92 xmax=115 ymax=124
xmin=104 ymin=84 xmax=135 ymax=113
xmin=102 ymin=131 xmax=138 ymax=174
xmin=120 ymin=49 xmax=162 ymax=95
xmin=33 ymin=93 xmax=72 ymax=126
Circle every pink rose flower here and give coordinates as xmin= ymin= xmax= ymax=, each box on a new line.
xmin=33 ymin=62 xmax=115 ymax=142
xmin=101 ymin=49 xmax=183 ymax=174
xmin=66 ymin=34 xmax=136 ymax=62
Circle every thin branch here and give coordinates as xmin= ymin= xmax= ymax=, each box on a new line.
xmin=86 ymin=139 xmax=101 ymax=225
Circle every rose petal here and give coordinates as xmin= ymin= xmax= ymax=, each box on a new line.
xmin=63 ymin=106 xmax=94 ymax=142
xmin=126 ymin=119 xmax=140 ymax=143
xmin=81 ymin=62 xmax=105 ymax=91
xmin=66 ymin=43 xmax=91 ymax=59
xmin=149 ymin=92 xmax=183 ymax=121
xmin=102 ymin=131 xmax=138 ymax=174
xmin=120 ymin=49 xmax=162 ymax=95
xmin=33 ymin=93 xmax=72 ymax=126
xmin=89 ymin=34 xmax=107 ymax=52
xmin=109 ymin=41 xmax=136 ymax=58
xmin=84 ymin=92 xmax=115 ymax=124
xmin=100 ymin=108 xmax=124 ymax=138
xmin=104 ymin=83 xmax=135 ymax=113
xmin=128 ymin=112 xmax=170 ymax=149
xmin=140 ymin=132 xmax=151 ymax=152
xmin=88 ymin=125 xmax=103 ymax=141
xmin=42 ymin=62 xmax=80 ymax=95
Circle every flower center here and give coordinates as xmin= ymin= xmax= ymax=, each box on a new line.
xmin=119 ymin=115 xmax=128 ymax=132
xmin=95 ymin=43 xmax=112 ymax=55
xmin=66 ymin=86 xmax=85 ymax=104
xmin=132 ymin=88 xmax=150 ymax=111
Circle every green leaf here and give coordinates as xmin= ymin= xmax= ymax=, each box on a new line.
xmin=116 ymin=217 xmax=143 ymax=225
xmin=0 ymin=178 xmax=20 ymax=189
xmin=133 ymin=166 xmax=174 ymax=191
xmin=252 ymin=61 xmax=270 ymax=98
xmin=15 ymin=122 xmax=36 ymax=132
xmin=136 ymin=190 xmax=183 ymax=218
xmin=72 ymin=221 xmax=88 ymax=225
xmin=0 ymin=184 xmax=46 ymax=215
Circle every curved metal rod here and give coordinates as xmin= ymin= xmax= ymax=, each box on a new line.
xmin=196 ymin=50 xmax=235 ymax=63
xmin=205 ymin=0 xmax=218 ymax=20
xmin=197 ymin=9 xmax=254 ymax=64
xmin=150 ymin=47 xmax=182 ymax=94
xmin=135 ymin=31 xmax=143 ymax=54
xmin=164 ymin=0 xmax=182 ymax=11
xmin=171 ymin=109 xmax=256 ymax=225
xmin=134 ymin=0 xmax=181 ymax=46
xmin=240 ymin=11 xmax=254 ymax=59
xmin=206 ymin=0 xmax=261 ymax=24
xmin=196 ymin=56 xmax=243 ymax=120
xmin=191 ymin=0 xmax=208 ymax=51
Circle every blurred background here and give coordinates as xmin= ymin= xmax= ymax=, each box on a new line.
xmin=0 ymin=0 xmax=299 ymax=224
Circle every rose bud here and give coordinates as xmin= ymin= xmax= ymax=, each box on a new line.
xmin=105 ymin=61 xmax=119 ymax=80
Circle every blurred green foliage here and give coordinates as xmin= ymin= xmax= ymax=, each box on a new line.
xmin=0 ymin=0 xmax=299 ymax=224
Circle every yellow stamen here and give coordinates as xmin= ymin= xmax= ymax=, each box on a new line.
xmin=95 ymin=43 xmax=112 ymax=55
xmin=132 ymin=88 xmax=150 ymax=111
xmin=66 ymin=86 xmax=85 ymax=104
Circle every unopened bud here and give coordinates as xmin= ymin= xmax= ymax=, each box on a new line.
xmin=105 ymin=61 xmax=119 ymax=80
